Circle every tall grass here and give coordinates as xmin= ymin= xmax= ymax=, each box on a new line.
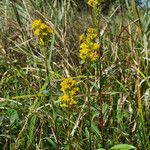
xmin=0 ymin=0 xmax=149 ymax=149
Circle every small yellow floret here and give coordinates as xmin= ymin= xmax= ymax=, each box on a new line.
xmin=88 ymin=0 xmax=104 ymax=8
xmin=34 ymin=29 xmax=40 ymax=36
xmin=60 ymin=78 xmax=78 ymax=92
xmin=32 ymin=19 xmax=41 ymax=29
xmin=60 ymin=103 xmax=68 ymax=108
xmin=93 ymin=43 xmax=100 ymax=50
xmin=59 ymin=94 xmax=70 ymax=103
xmin=40 ymin=23 xmax=47 ymax=29
xmin=88 ymin=0 xmax=98 ymax=7
xmin=79 ymin=34 xmax=85 ymax=41
xmin=39 ymin=38 xmax=44 ymax=46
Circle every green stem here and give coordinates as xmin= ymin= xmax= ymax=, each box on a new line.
xmin=43 ymin=47 xmax=49 ymax=83
xmin=68 ymin=110 xmax=71 ymax=150
xmin=88 ymin=96 xmax=92 ymax=150
xmin=97 ymin=12 xmax=105 ymax=147
xmin=86 ymin=67 xmax=92 ymax=150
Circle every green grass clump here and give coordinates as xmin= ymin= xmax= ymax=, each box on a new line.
xmin=0 ymin=0 xmax=149 ymax=149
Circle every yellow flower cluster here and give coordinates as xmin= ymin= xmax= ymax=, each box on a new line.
xmin=79 ymin=28 xmax=100 ymax=62
xmin=59 ymin=78 xmax=79 ymax=109
xmin=32 ymin=19 xmax=53 ymax=46
xmin=88 ymin=0 xmax=98 ymax=7
xmin=88 ymin=0 xmax=103 ymax=7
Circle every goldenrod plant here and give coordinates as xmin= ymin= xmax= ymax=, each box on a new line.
xmin=79 ymin=28 xmax=100 ymax=62
xmin=32 ymin=19 xmax=53 ymax=46
xmin=59 ymin=78 xmax=79 ymax=109
xmin=88 ymin=0 xmax=104 ymax=8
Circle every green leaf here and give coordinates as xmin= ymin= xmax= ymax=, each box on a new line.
xmin=90 ymin=81 xmax=100 ymax=91
xmin=27 ymin=115 xmax=36 ymax=145
xmin=6 ymin=109 xmax=18 ymax=125
xmin=0 ymin=134 xmax=11 ymax=138
xmin=85 ymin=127 xmax=90 ymax=140
xmin=45 ymin=137 xmax=57 ymax=149
xmin=91 ymin=122 xmax=101 ymax=139
xmin=80 ymin=60 xmax=85 ymax=64
xmin=110 ymin=144 xmax=136 ymax=150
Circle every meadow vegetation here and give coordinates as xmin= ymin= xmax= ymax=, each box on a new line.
xmin=0 ymin=0 xmax=150 ymax=149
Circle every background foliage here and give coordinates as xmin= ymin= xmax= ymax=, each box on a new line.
xmin=0 ymin=0 xmax=150 ymax=149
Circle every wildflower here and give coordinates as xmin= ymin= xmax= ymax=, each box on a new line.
xmin=59 ymin=94 xmax=77 ymax=109
xmin=79 ymin=28 xmax=100 ymax=62
xmin=79 ymin=34 xmax=85 ymax=41
xmin=79 ymin=47 xmax=90 ymax=60
xmin=32 ymin=19 xmax=41 ymax=30
xmin=88 ymin=0 xmax=98 ymax=7
xmin=39 ymin=38 xmax=45 ymax=46
xmin=88 ymin=0 xmax=103 ymax=8
xmin=59 ymin=78 xmax=79 ymax=109
xmin=93 ymin=43 xmax=100 ymax=50
xmin=87 ymin=28 xmax=97 ymax=40
xmin=34 ymin=29 xmax=40 ymax=36
xmin=32 ymin=19 xmax=53 ymax=46
xmin=40 ymin=23 xmax=48 ymax=29
xmin=60 ymin=78 xmax=78 ymax=92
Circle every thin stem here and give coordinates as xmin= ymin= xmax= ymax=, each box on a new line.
xmin=88 ymin=88 xmax=92 ymax=150
xmin=97 ymin=12 xmax=105 ymax=147
xmin=68 ymin=110 xmax=71 ymax=150
xmin=43 ymin=47 xmax=50 ymax=83
xmin=98 ymin=60 xmax=105 ymax=147
xmin=86 ymin=67 xmax=92 ymax=150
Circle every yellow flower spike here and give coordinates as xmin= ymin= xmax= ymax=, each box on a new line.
xmin=88 ymin=0 xmax=104 ymax=8
xmin=32 ymin=19 xmax=41 ymax=29
xmin=59 ymin=94 xmax=70 ymax=103
xmin=88 ymin=0 xmax=98 ymax=7
xmin=79 ymin=54 xmax=86 ymax=61
xmin=79 ymin=27 xmax=99 ymax=62
xmin=87 ymin=28 xmax=96 ymax=34
xmin=79 ymin=34 xmax=85 ymax=41
xmin=79 ymin=49 xmax=91 ymax=60
xmin=59 ymin=78 xmax=79 ymax=109
xmin=70 ymin=99 xmax=76 ymax=105
xmin=70 ymin=87 xmax=79 ymax=96
xmin=47 ymin=28 xmax=53 ymax=34
xmin=40 ymin=23 xmax=47 ymax=29
xmin=38 ymin=38 xmax=44 ymax=46
xmin=32 ymin=19 xmax=53 ymax=46
xmin=87 ymin=28 xmax=97 ymax=40
xmin=59 ymin=94 xmax=76 ymax=109
xmin=93 ymin=43 xmax=100 ymax=50
xmin=34 ymin=29 xmax=40 ymax=36
xmin=80 ymin=43 xmax=88 ymax=49
xmin=60 ymin=103 xmax=68 ymax=109
xmin=42 ymin=32 xmax=48 ymax=36
xmin=60 ymin=78 xmax=77 ymax=92
xmin=90 ymin=52 xmax=98 ymax=61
